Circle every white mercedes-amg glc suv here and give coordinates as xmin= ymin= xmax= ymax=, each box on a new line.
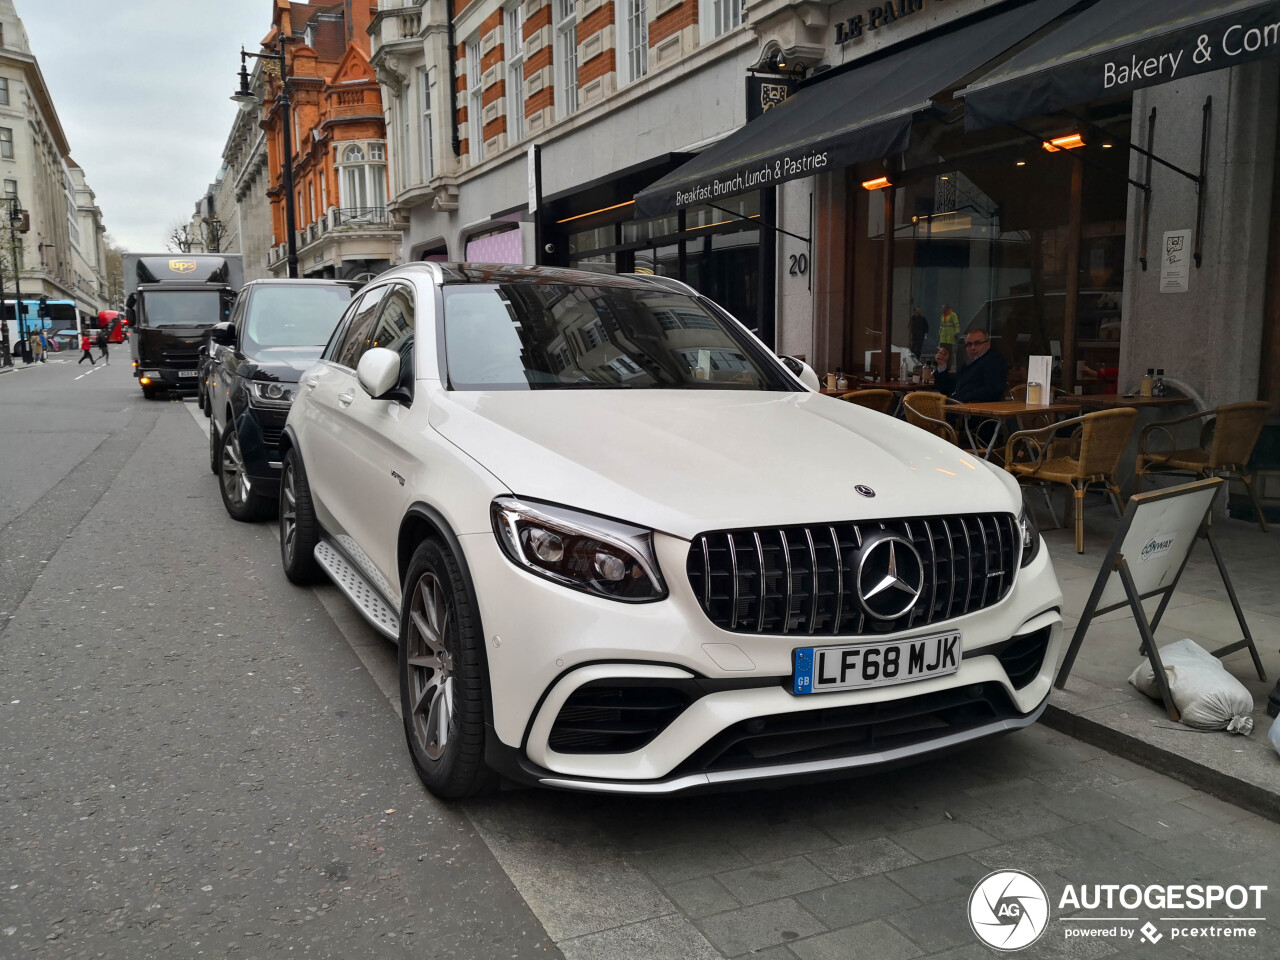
xmin=279 ymin=263 xmax=1063 ymax=798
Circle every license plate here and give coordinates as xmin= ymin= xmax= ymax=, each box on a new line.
xmin=178 ymin=370 xmax=198 ymax=377
xmin=792 ymin=631 xmax=961 ymax=695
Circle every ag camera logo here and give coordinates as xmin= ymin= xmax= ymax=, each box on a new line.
xmin=969 ymin=870 xmax=1050 ymax=951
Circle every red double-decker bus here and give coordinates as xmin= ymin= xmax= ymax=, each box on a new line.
xmin=98 ymin=310 xmax=128 ymax=343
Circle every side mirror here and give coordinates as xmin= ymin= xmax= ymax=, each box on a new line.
xmin=208 ymin=321 xmax=235 ymax=346
xmin=356 ymin=346 xmax=402 ymax=399
xmin=779 ymin=355 xmax=821 ymax=392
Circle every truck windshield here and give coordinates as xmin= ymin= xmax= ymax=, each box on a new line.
xmin=442 ymin=282 xmax=795 ymax=391
xmin=140 ymin=291 xmax=222 ymax=327
xmin=243 ymin=285 xmax=353 ymax=352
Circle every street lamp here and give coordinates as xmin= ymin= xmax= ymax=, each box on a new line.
xmin=8 ymin=195 xmax=28 ymax=361
xmin=233 ymin=41 xmax=298 ymax=278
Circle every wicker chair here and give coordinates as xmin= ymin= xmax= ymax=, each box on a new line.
xmin=840 ymin=388 xmax=895 ymax=414
xmin=1004 ymin=407 xmax=1138 ymax=553
xmin=1135 ymin=401 xmax=1270 ymax=533
xmin=903 ymin=391 xmax=958 ymax=444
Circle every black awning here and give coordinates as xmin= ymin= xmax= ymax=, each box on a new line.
xmin=961 ymin=0 xmax=1280 ymax=130
xmin=633 ymin=0 xmax=1082 ymax=219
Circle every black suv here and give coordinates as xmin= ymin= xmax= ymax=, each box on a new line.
xmin=207 ymin=279 xmax=356 ymax=520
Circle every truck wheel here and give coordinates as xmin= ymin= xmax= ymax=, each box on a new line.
xmin=399 ymin=539 xmax=497 ymax=799
xmin=218 ymin=422 xmax=275 ymax=522
xmin=280 ymin=448 xmax=323 ymax=585
xmin=142 ymin=385 xmax=157 ymax=400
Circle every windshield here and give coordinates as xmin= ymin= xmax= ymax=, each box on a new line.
xmin=442 ymin=282 xmax=794 ymax=391
xmin=244 ymin=285 xmax=353 ymax=352
xmin=140 ymin=291 xmax=222 ymax=328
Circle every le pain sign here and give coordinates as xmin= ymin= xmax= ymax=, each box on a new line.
xmin=834 ymin=0 xmax=938 ymax=46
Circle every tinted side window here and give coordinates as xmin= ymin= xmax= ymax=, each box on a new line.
xmin=369 ymin=283 xmax=415 ymax=395
xmin=328 ymin=285 xmax=390 ymax=368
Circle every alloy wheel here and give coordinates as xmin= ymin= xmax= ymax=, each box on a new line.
xmin=281 ymin=463 xmax=297 ymax=565
xmin=220 ymin=427 xmax=251 ymax=508
xmin=406 ymin=572 xmax=455 ymax=762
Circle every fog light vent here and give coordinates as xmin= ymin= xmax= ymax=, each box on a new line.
xmin=548 ymin=683 xmax=691 ymax=754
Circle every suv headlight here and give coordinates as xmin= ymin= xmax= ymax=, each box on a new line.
xmin=1018 ymin=508 xmax=1041 ymax=568
xmin=491 ymin=497 xmax=667 ymax=602
xmin=246 ymin=380 xmax=297 ymax=409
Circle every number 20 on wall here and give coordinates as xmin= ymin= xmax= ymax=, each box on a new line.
xmin=788 ymin=252 xmax=809 ymax=276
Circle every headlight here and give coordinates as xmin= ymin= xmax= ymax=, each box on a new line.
xmin=247 ymin=380 xmax=297 ymax=408
xmin=491 ymin=497 xmax=667 ymax=602
xmin=1018 ymin=508 xmax=1041 ymax=568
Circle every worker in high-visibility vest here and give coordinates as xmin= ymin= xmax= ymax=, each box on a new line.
xmin=938 ymin=304 xmax=960 ymax=353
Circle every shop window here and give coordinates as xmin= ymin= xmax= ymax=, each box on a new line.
xmin=465 ymin=225 xmax=522 ymax=263
xmin=555 ymin=0 xmax=578 ymax=119
xmin=622 ymin=0 xmax=649 ymax=84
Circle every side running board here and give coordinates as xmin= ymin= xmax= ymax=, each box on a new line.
xmin=314 ymin=539 xmax=400 ymax=641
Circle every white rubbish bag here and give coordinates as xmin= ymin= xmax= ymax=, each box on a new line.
xmin=1270 ymin=717 xmax=1280 ymax=757
xmin=1128 ymin=638 xmax=1255 ymax=735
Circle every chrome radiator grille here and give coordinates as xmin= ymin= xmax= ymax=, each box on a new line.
xmin=686 ymin=514 xmax=1019 ymax=636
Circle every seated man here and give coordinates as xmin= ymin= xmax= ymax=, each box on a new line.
xmin=933 ymin=330 xmax=1007 ymax=403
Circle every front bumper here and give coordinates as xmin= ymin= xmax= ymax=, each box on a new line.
xmin=136 ymin=366 xmax=201 ymax=389
xmin=458 ymin=528 xmax=1064 ymax=793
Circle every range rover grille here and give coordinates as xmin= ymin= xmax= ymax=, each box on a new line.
xmin=686 ymin=514 xmax=1019 ymax=636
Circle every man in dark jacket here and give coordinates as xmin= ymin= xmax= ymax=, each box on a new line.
xmin=933 ymin=329 xmax=1007 ymax=403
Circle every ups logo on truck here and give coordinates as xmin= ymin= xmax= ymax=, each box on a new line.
xmin=169 ymin=259 xmax=198 ymax=274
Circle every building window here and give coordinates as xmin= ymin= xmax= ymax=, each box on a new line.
xmin=505 ymin=4 xmax=525 ymax=143
xmin=555 ymin=0 xmax=577 ymax=119
xmin=338 ymin=142 xmax=387 ymax=217
xmin=309 ymin=181 xmax=316 ymax=222
xmin=466 ymin=39 xmax=484 ymax=164
xmin=321 ymin=171 xmax=327 ymax=213
xmin=0 ymin=127 xmax=12 ymax=160
xmin=419 ymin=66 xmax=434 ymax=182
xmin=3 ymin=179 xmax=15 ymax=197
xmin=622 ymin=0 xmax=648 ymax=84
xmin=0 ymin=78 xmax=9 ymax=106
xmin=700 ymin=0 xmax=742 ymax=41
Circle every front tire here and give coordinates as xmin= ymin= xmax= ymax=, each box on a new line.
xmin=142 ymin=385 xmax=157 ymax=400
xmin=208 ymin=419 xmax=220 ymax=474
xmin=279 ymin=447 xmax=323 ymax=584
xmin=400 ymin=539 xmax=496 ymax=799
xmin=218 ymin=419 xmax=275 ymax=522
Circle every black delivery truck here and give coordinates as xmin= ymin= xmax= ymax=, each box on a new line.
xmin=125 ymin=254 xmax=243 ymax=399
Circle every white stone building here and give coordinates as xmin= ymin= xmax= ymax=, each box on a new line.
xmin=0 ymin=0 xmax=109 ymax=331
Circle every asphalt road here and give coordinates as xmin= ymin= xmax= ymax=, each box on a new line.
xmin=4 ymin=355 xmax=1280 ymax=960
xmin=0 ymin=357 xmax=558 ymax=959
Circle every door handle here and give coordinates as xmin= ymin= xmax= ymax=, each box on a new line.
xmin=304 ymin=377 xmax=318 ymax=389
xmin=338 ymin=393 xmax=354 ymax=406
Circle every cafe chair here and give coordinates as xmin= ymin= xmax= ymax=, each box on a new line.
xmin=1135 ymin=401 xmax=1270 ymax=533
xmin=1004 ymin=407 xmax=1138 ymax=553
xmin=903 ymin=391 xmax=959 ymax=444
xmin=840 ymin=388 xmax=895 ymax=414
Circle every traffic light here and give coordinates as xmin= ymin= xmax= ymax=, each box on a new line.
xmin=37 ymin=295 xmax=49 ymax=319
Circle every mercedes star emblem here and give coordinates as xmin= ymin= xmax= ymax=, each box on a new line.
xmin=855 ymin=484 xmax=876 ymax=498
xmin=856 ymin=533 xmax=925 ymax=620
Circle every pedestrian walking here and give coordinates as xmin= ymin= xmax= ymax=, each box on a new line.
xmin=96 ymin=329 xmax=109 ymax=364
xmin=78 ymin=332 xmax=96 ymax=365
xmin=30 ymin=332 xmax=46 ymax=364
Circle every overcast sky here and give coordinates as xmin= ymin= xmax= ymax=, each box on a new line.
xmin=21 ymin=0 xmax=278 ymax=252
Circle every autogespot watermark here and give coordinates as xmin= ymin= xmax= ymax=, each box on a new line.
xmin=968 ymin=872 xmax=1270 ymax=950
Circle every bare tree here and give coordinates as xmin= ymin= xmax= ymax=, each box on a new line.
xmin=102 ymin=234 xmax=128 ymax=307
xmin=166 ymin=222 xmax=194 ymax=253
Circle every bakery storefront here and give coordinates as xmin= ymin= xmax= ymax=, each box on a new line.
xmin=637 ymin=0 xmax=1280 ymax=421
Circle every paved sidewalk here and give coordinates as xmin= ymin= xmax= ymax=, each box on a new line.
xmin=1037 ymin=490 xmax=1280 ymax=822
